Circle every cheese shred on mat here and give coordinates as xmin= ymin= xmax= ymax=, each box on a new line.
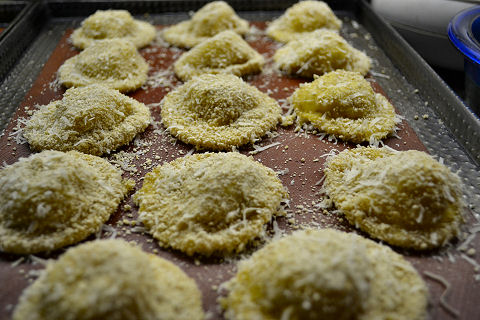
xmin=162 ymin=1 xmax=249 ymax=48
xmin=24 ymin=84 xmax=151 ymax=156
xmin=274 ymin=30 xmax=371 ymax=78
xmin=324 ymin=147 xmax=464 ymax=250
xmin=161 ymin=73 xmax=281 ymax=150
xmin=133 ymin=152 xmax=288 ymax=256
xmin=59 ymin=39 xmax=148 ymax=92
xmin=71 ymin=9 xmax=156 ymax=49
xmin=267 ymin=0 xmax=342 ymax=43
xmin=0 ymin=151 xmax=133 ymax=254
xmin=13 ymin=239 xmax=204 ymax=320
xmin=291 ymin=70 xmax=397 ymax=144
xmin=221 ymin=229 xmax=428 ymax=320
xmin=174 ymin=30 xmax=264 ymax=81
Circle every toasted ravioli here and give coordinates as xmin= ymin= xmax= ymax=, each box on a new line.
xmin=266 ymin=0 xmax=342 ymax=43
xmin=324 ymin=147 xmax=464 ymax=250
xmin=162 ymin=1 xmax=249 ymax=48
xmin=161 ymin=74 xmax=281 ymax=150
xmin=291 ymin=70 xmax=397 ymax=144
xmin=133 ymin=152 xmax=288 ymax=256
xmin=13 ymin=240 xmax=204 ymax=320
xmin=59 ymin=39 xmax=148 ymax=92
xmin=0 ymin=151 xmax=132 ymax=254
xmin=24 ymin=85 xmax=151 ymax=156
xmin=222 ymin=229 xmax=428 ymax=320
xmin=174 ymin=30 xmax=264 ymax=81
xmin=71 ymin=10 xmax=156 ymax=49
xmin=274 ymin=29 xmax=371 ymax=78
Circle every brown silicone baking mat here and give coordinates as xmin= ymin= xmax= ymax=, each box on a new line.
xmin=1 ymin=1 xmax=480 ymax=319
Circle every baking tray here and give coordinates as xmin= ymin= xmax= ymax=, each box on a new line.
xmin=0 ymin=0 xmax=480 ymax=319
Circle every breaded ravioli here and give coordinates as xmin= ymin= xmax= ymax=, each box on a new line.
xmin=24 ymin=84 xmax=151 ymax=156
xmin=71 ymin=10 xmax=156 ymax=49
xmin=0 ymin=151 xmax=132 ymax=254
xmin=291 ymin=70 xmax=397 ymax=144
xmin=174 ymin=30 xmax=264 ymax=81
xmin=59 ymin=39 xmax=148 ymax=92
xmin=162 ymin=1 xmax=249 ymax=48
xmin=324 ymin=147 xmax=464 ymax=250
xmin=161 ymin=74 xmax=281 ymax=150
xmin=133 ymin=152 xmax=288 ymax=256
xmin=13 ymin=239 xmax=204 ymax=320
xmin=266 ymin=0 xmax=342 ymax=43
xmin=274 ymin=29 xmax=371 ymax=78
xmin=222 ymin=229 xmax=428 ymax=320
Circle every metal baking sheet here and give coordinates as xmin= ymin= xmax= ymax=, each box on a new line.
xmin=0 ymin=1 xmax=480 ymax=319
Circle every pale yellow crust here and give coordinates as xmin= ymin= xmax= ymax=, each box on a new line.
xmin=162 ymin=1 xmax=249 ymax=48
xmin=0 ymin=151 xmax=132 ymax=254
xmin=24 ymin=84 xmax=151 ymax=156
xmin=324 ymin=147 xmax=465 ymax=250
xmin=71 ymin=10 xmax=156 ymax=49
xmin=13 ymin=239 xmax=204 ymax=320
xmin=59 ymin=39 xmax=148 ymax=92
xmin=221 ymin=229 xmax=428 ymax=320
xmin=161 ymin=74 xmax=281 ymax=150
xmin=291 ymin=70 xmax=397 ymax=144
xmin=273 ymin=29 xmax=371 ymax=78
xmin=133 ymin=152 xmax=288 ymax=256
xmin=174 ymin=30 xmax=264 ymax=81
xmin=266 ymin=0 xmax=342 ymax=43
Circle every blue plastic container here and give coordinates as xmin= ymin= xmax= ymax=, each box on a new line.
xmin=448 ymin=6 xmax=480 ymax=114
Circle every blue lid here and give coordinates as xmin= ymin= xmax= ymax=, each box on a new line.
xmin=448 ymin=6 xmax=480 ymax=64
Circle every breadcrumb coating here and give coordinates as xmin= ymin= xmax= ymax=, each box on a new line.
xmin=174 ymin=30 xmax=264 ymax=81
xmin=0 ymin=151 xmax=132 ymax=254
xmin=163 ymin=1 xmax=249 ymax=48
xmin=324 ymin=147 xmax=464 ymax=250
xmin=222 ymin=229 xmax=428 ymax=320
xmin=291 ymin=70 xmax=397 ymax=144
xmin=133 ymin=152 xmax=288 ymax=256
xmin=24 ymin=84 xmax=151 ymax=156
xmin=71 ymin=10 xmax=156 ymax=49
xmin=59 ymin=39 xmax=148 ymax=92
xmin=161 ymin=74 xmax=281 ymax=150
xmin=13 ymin=239 xmax=204 ymax=320
xmin=266 ymin=0 xmax=342 ymax=43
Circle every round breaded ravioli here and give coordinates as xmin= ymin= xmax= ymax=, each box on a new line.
xmin=13 ymin=239 xmax=204 ymax=320
xmin=274 ymin=30 xmax=371 ymax=78
xmin=266 ymin=0 xmax=342 ymax=43
xmin=222 ymin=229 xmax=428 ymax=320
xmin=71 ymin=10 xmax=156 ymax=49
xmin=24 ymin=85 xmax=151 ymax=156
xmin=59 ymin=39 xmax=148 ymax=92
xmin=174 ymin=30 xmax=264 ymax=81
xmin=161 ymin=74 xmax=281 ymax=150
xmin=0 ymin=151 xmax=132 ymax=254
xmin=133 ymin=152 xmax=288 ymax=256
xmin=162 ymin=1 xmax=249 ymax=48
xmin=324 ymin=147 xmax=464 ymax=250
xmin=291 ymin=70 xmax=396 ymax=144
